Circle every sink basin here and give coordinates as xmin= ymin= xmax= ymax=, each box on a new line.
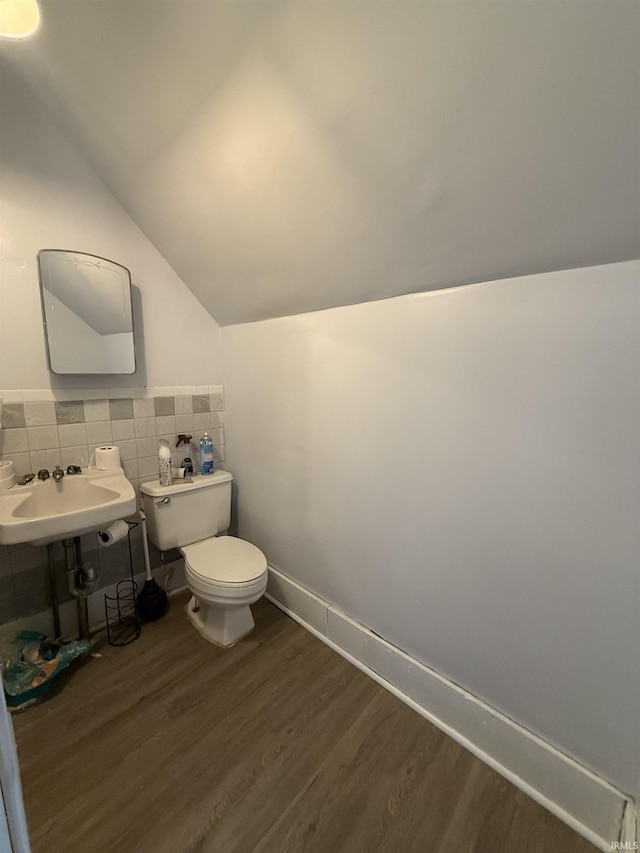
xmin=0 ymin=467 xmax=136 ymax=546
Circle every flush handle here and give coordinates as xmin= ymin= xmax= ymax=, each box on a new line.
xmin=156 ymin=497 xmax=171 ymax=506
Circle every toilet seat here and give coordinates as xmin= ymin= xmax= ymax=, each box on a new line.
xmin=181 ymin=536 xmax=267 ymax=587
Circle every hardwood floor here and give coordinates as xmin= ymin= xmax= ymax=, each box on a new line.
xmin=13 ymin=591 xmax=599 ymax=853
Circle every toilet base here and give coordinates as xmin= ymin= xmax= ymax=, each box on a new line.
xmin=186 ymin=595 xmax=255 ymax=647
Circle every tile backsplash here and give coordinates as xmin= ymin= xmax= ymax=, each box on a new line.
xmin=0 ymin=385 xmax=225 ymax=626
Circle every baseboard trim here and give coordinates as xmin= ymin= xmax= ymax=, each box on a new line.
xmin=265 ymin=565 xmax=631 ymax=853
xmin=620 ymin=799 xmax=638 ymax=849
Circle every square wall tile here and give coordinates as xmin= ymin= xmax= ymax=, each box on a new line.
xmin=84 ymin=399 xmax=110 ymax=422
xmin=55 ymin=401 xmax=84 ymax=424
xmin=86 ymin=421 xmax=113 ymax=445
xmin=135 ymin=418 xmax=156 ymax=438
xmin=133 ymin=397 xmax=155 ymax=419
xmin=154 ymin=396 xmax=175 ymax=416
xmin=2 ymin=403 xmax=25 ymax=428
xmin=123 ymin=459 xmax=139 ymax=481
xmin=175 ymin=414 xmax=194 ymax=433
xmin=210 ymin=392 xmax=224 ymax=412
xmin=30 ymin=449 xmax=61 ymax=472
xmin=193 ymin=413 xmax=211 ymax=431
xmin=27 ymin=426 xmax=59 ymax=451
xmin=175 ymin=395 xmax=193 ymax=415
xmin=136 ymin=437 xmax=157 ymax=458
xmin=117 ymin=439 xmax=137 ymax=462
xmin=24 ymin=401 xmax=56 ymax=426
xmin=138 ymin=456 xmax=158 ymax=479
xmin=210 ymin=411 xmax=225 ymax=429
xmin=1 ymin=428 xmax=28 ymax=454
xmin=109 ymin=398 xmax=134 ymax=420
xmin=60 ymin=446 xmax=89 ymax=469
xmin=156 ymin=415 xmax=176 ymax=436
xmin=9 ymin=544 xmax=44 ymax=574
xmin=192 ymin=394 xmax=210 ymax=413
xmin=58 ymin=423 xmax=87 ymax=447
xmin=112 ymin=419 xmax=135 ymax=441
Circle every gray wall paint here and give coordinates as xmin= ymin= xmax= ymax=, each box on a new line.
xmin=4 ymin=1 xmax=639 ymax=325
xmin=223 ymin=261 xmax=640 ymax=793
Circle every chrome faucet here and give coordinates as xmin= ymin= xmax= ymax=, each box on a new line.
xmin=52 ymin=465 xmax=64 ymax=483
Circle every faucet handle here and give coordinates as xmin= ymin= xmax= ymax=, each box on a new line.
xmin=66 ymin=464 xmax=82 ymax=475
xmin=37 ymin=469 xmax=50 ymax=480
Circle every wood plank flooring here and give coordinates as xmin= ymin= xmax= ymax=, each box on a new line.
xmin=12 ymin=591 xmax=599 ymax=853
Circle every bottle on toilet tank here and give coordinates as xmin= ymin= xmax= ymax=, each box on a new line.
xmin=158 ymin=439 xmax=171 ymax=486
xmin=199 ymin=432 xmax=214 ymax=475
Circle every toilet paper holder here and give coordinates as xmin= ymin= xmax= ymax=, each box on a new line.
xmin=102 ymin=520 xmax=141 ymax=646
xmin=97 ymin=519 xmax=130 ymax=547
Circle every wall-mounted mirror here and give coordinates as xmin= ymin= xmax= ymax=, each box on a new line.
xmin=38 ymin=250 xmax=136 ymax=374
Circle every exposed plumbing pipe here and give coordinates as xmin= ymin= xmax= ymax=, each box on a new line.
xmin=45 ymin=542 xmax=61 ymax=639
xmin=62 ymin=537 xmax=98 ymax=640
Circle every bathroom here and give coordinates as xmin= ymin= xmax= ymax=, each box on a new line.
xmin=0 ymin=1 xmax=638 ymax=851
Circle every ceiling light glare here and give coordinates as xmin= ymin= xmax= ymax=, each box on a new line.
xmin=0 ymin=0 xmax=40 ymax=39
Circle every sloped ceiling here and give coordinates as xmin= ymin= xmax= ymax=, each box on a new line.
xmin=3 ymin=1 xmax=639 ymax=325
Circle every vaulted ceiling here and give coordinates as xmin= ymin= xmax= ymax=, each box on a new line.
xmin=3 ymin=1 xmax=639 ymax=325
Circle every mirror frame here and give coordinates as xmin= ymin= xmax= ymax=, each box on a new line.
xmin=37 ymin=249 xmax=137 ymax=375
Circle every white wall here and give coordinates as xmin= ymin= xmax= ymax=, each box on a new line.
xmin=223 ymin=260 xmax=640 ymax=794
xmin=0 ymin=60 xmax=222 ymax=391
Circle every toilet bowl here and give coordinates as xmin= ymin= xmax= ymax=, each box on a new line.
xmin=139 ymin=470 xmax=268 ymax=648
xmin=181 ymin=536 xmax=267 ymax=647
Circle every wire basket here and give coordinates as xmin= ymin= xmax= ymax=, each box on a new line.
xmin=104 ymin=579 xmax=141 ymax=646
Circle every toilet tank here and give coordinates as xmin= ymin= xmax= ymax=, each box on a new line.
xmin=140 ymin=470 xmax=234 ymax=551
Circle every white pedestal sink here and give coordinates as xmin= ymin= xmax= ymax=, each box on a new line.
xmin=0 ymin=467 xmax=136 ymax=546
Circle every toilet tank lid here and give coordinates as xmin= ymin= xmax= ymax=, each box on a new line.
xmin=140 ymin=470 xmax=233 ymax=497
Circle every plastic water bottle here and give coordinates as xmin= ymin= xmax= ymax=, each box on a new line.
xmin=199 ymin=432 xmax=214 ymax=475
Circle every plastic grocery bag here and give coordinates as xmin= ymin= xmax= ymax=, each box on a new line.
xmin=1 ymin=630 xmax=92 ymax=710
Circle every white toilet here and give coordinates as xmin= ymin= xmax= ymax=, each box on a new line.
xmin=140 ymin=471 xmax=268 ymax=647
